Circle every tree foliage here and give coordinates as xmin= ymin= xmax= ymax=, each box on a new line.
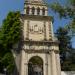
xmin=0 ymin=11 xmax=21 ymax=74
xmin=1 ymin=11 xmax=21 ymax=48
xmin=47 ymin=0 xmax=75 ymax=70
xmin=49 ymin=0 xmax=75 ymax=35
xmin=56 ymin=27 xmax=75 ymax=71
xmin=56 ymin=27 xmax=71 ymax=59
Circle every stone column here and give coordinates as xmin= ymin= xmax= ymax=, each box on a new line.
xmin=45 ymin=10 xmax=48 ymax=16
xmin=56 ymin=53 xmax=61 ymax=75
xmin=40 ymin=9 xmax=42 ymax=15
xmin=24 ymin=63 xmax=28 ymax=75
xmin=24 ymin=8 xmax=26 ymax=14
xmin=24 ymin=52 xmax=28 ymax=75
xmin=51 ymin=50 xmax=57 ymax=75
xmin=35 ymin=8 xmax=37 ymax=15
xmin=30 ymin=7 xmax=32 ymax=15
xmin=20 ymin=50 xmax=25 ymax=75
xmin=45 ymin=54 xmax=48 ymax=75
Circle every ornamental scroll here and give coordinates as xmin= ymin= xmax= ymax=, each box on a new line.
xmin=29 ymin=24 xmax=44 ymax=34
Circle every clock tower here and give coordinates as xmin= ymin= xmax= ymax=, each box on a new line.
xmin=14 ymin=0 xmax=61 ymax=75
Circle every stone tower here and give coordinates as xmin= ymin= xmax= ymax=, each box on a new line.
xmin=13 ymin=0 xmax=61 ymax=75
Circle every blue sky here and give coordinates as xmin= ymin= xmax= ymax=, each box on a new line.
xmin=0 ymin=0 xmax=75 ymax=48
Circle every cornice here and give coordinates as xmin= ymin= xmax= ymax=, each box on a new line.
xmin=22 ymin=40 xmax=59 ymax=45
xmin=23 ymin=48 xmax=50 ymax=53
xmin=24 ymin=7 xmax=48 ymax=11
xmin=24 ymin=2 xmax=46 ymax=6
xmin=23 ymin=48 xmax=59 ymax=54
xmin=20 ymin=14 xmax=53 ymax=22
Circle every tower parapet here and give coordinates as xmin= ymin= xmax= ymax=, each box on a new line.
xmin=24 ymin=0 xmax=48 ymax=16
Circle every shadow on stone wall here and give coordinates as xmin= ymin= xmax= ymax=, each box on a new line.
xmin=12 ymin=65 xmax=19 ymax=75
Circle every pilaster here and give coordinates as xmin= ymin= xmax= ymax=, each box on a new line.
xmin=56 ymin=53 xmax=61 ymax=75
xmin=20 ymin=50 xmax=25 ymax=75
xmin=51 ymin=50 xmax=57 ymax=75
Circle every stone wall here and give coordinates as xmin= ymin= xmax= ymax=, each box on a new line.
xmin=61 ymin=71 xmax=75 ymax=75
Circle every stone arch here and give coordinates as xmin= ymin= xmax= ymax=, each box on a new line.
xmin=28 ymin=56 xmax=43 ymax=75
xmin=26 ymin=6 xmax=30 ymax=14
xmin=42 ymin=7 xmax=45 ymax=15
xmin=37 ymin=7 xmax=40 ymax=15
xmin=32 ymin=7 xmax=35 ymax=15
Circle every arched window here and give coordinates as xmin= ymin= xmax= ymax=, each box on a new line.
xmin=37 ymin=7 xmax=40 ymax=15
xmin=42 ymin=8 xmax=45 ymax=15
xmin=26 ymin=6 xmax=30 ymax=14
xmin=32 ymin=7 xmax=35 ymax=15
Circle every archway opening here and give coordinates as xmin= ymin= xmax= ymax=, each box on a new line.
xmin=37 ymin=7 xmax=40 ymax=15
xmin=42 ymin=8 xmax=45 ymax=15
xmin=32 ymin=7 xmax=35 ymax=15
xmin=28 ymin=56 xmax=43 ymax=75
xmin=26 ymin=6 xmax=30 ymax=14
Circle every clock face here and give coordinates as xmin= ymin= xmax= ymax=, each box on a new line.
xmin=28 ymin=20 xmax=45 ymax=41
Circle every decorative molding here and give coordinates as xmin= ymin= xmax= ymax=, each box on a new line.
xmin=23 ymin=48 xmax=50 ymax=53
xmin=23 ymin=44 xmax=50 ymax=50
xmin=48 ymin=21 xmax=52 ymax=40
xmin=20 ymin=14 xmax=53 ymax=21
xmin=24 ymin=7 xmax=47 ymax=10
xmin=22 ymin=40 xmax=59 ymax=45
xmin=26 ymin=20 xmax=30 ymax=40
xmin=44 ymin=21 xmax=46 ymax=40
xmin=29 ymin=24 xmax=44 ymax=34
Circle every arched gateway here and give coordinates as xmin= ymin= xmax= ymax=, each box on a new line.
xmin=13 ymin=0 xmax=61 ymax=75
xmin=28 ymin=56 xmax=43 ymax=75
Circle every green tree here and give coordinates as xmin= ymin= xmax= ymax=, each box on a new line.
xmin=56 ymin=27 xmax=72 ymax=70
xmin=48 ymin=0 xmax=75 ymax=70
xmin=49 ymin=0 xmax=75 ymax=35
xmin=0 ymin=11 xmax=21 ymax=74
